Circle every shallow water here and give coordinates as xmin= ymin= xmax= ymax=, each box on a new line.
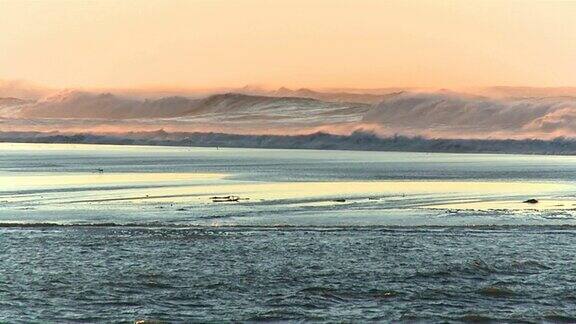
xmin=1 ymin=143 xmax=576 ymax=322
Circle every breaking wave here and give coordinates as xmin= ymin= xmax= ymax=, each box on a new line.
xmin=363 ymin=92 xmax=576 ymax=138
xmin=3 ymin=88 xmax=576 ymax=140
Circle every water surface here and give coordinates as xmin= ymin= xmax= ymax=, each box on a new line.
xmin=1 ymin=143 xmax=576 ymax=322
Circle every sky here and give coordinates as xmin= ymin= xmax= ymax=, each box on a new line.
xmin=1 ymin=0 xmax=575 ymax=90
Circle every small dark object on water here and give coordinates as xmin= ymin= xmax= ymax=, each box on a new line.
xmin=333 ymin=199 xmax=346 ymax=203
xmin=211 ymin=195 xmax=249 ymax=203
xmin=523 ymin=199 xmax=539 ymax=204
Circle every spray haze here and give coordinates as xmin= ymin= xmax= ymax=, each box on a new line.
xmin=2 ymin=82 xmax=576 ymax=141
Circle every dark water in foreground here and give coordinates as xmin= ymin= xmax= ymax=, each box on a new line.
xmin=2 ymin=143 xmax=576 ymax=322
xmin=1 ymin=226 xmax=575 ymax=322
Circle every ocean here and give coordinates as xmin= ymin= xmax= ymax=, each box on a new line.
xmin=1 ymin=143 xmax=575 ymax=322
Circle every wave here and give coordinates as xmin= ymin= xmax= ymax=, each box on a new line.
xmin=18 ymin=91 xmax=201 ymax=119
xmin=4 ymin=88 xmax=576 ymax=139
xmin=363 ymin=92 xmax=576 ymax=138
xmin=8 ymin=91 xmax=368 ymax=122
xmin=4 ymin=130 xmax=576 ymax=155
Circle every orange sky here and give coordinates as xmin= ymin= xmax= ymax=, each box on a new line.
xmin=1 ymin=0 xmax=575 ymax=89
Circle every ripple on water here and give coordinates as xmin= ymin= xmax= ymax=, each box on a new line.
xmin=1 ymin=226 xmax=575 ymax=322
xmin=478 ymin=285 xmax=516 ymax=298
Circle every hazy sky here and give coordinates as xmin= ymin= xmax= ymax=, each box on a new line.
xmin=1 ymin=0 xmax=575 ymax=89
